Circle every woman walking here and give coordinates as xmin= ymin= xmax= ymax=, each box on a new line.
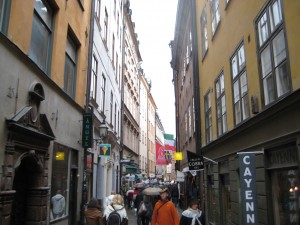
xmin=103 ymin=194 xmax=128 ymax=225
xmin=84 ymin=198 xmax=104 ymax=225
xmin=179 ymin=199 xmax=204 ymax=225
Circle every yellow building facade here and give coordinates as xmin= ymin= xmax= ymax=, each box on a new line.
xmin=195 ymin=0 xmax=300 ymax=224
xmin=0 ymin=0 xmax=92 ymax=224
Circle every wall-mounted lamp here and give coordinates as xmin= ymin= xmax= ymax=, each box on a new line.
xmin=94 ymin=119 xmax=108 ymax=144
xmin=99 ymin=119 xmax=108 ymax=138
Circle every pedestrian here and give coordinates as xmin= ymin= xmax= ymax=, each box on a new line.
xmin=137 ymin=195 xmax=153 ymax=225
xmin=151 ymin=188 xmax=180 ymax=225
xmin=179 ymin=198 xmax=204 ymax=225
xmin=105 ymin=191 xmax=116 ymax=210
xmin=171 ymin=182 xmax=179 ymax=207
xmin=84 ymin=198 xmax=104 ymax=225
xmin=51 ymin=190 xmax=65 ymax=219
xmin=103 ymin=194 xmax=128 ymax=225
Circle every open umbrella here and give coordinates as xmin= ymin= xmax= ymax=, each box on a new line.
xmin=142 ymin=187 xmax=162 ymax=196
xmin=135 ymin=182 xmax=144 ymax=188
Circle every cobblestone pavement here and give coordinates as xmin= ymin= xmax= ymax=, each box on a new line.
xmin=126 ymin=206 xmax=183 ymax=225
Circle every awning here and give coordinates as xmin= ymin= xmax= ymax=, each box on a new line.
xmin=125 ymin=165 xmax=138 ymax=173
xmin=135 ymin=173 xmax=143 ymax=181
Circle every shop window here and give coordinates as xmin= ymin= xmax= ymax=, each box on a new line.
xmin=50 ymin=143 xmax=70 ymax=220
xmin=271 ymin=169 xmax=299 ymax=224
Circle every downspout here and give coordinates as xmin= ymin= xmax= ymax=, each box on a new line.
xmin=80 ymin=0 xmax=95 ymax=224
xmin=119 ymin=1 xmax=127 ymax=193
xmin=191 ymin=0 xmax=204 ymax=212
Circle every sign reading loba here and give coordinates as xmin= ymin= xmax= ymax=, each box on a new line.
xmin=239 ymin=153 xmax=258 ymax=225
xmin=186 ymin=150 xmax=204 ymax=171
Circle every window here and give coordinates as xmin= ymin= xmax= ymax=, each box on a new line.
xmin=231 ymin=44 xmax=249 ymax=125
xmin=91 ymin=54 xmax=98 ymax=101
xmin=200 ymin=6 xmax=208 ymax=58
xmin=192 ymin=96 xmax=196 ymax=133
xmin=210 ymin=0 xmax=220 ymax=35
xmin=50 ymin=144 xmax=69 ymax=220
xmin=188 ymin=104 xmax=192 ymax=138
xmin=204 ymin=91 xmax=212 ymax=143
xmin=110 ymin=92 xmax=113 ymax=123
xmin=29 ymin=0 xmax=53 ymax=72
xmin=64 ymin=36 xmax=77 ymax=98
xmin=116 ymin=53 xmax=119 ymax=82
xmin=256 ymin=0 xmax=290 ymax=106
xmin=0 ymin=0 xmax=6 ymax=31
xmin=95 ymin=0 xmax=101 ymax=24
xmin=271 ymin=169 xmax=299 ymax=224
xmin=112 ymin=34 xmax=115 ymax=65
xmin=100 ymin=74 xmax=106 ymax=112
xmin=215 ymin=73 xmax=227 ymax=136
xmin=114 ymin=103 xmax=117 ymax=130
xmin=104 ymin=8 xmax=108 ymax=44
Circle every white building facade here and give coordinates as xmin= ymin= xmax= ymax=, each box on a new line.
xmin=91 ymin=0 xmax=123 ymax=207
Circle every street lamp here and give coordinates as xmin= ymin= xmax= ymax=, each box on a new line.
xmin=98 ymin=119 xmax=108 ymax=141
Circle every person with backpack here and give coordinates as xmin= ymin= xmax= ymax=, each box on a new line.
xmin=152 ymin=188 xmax=180 ymax=225
xmin=137 ymin=195 xmax=153 ymax=225
xmin=84 ymin=198 xmax=104 ymax=225
xmin=103 ymin=194 xmax=128 ymax=225
xmin=179 ymin=199 xmax=204 ymax=225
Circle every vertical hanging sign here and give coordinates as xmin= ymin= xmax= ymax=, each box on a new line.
xmin=239 ymin=153 xmax=258 ymax=225
xmin=82 ymin=113 xmax=93 ymax=148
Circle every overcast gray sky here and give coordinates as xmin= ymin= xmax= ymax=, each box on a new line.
xmin=130 ymin=0 xmax=178 ymax=135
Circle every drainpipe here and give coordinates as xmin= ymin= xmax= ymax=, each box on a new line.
xmin=80 ymin=0 xmax=95 ymax=224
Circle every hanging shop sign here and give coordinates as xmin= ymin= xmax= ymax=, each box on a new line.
xmin=99 ymin=144 xmax=111 ymax=158
xmin=239 ymin=152 xmax=258 ymax=225
xmin=82 ymin=113 xmax=93 ymax=148
xmin=186 ymin=150 xmax=204 ymax=171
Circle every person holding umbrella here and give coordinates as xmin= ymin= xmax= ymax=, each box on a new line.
xmin=151 ymin=188 xmax=179 ymax=225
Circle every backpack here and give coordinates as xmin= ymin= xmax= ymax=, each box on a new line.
xmin=107 ymin=207 xmax=122 ymax=225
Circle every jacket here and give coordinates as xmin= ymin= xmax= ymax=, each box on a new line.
xmin=103 ymin=204 xmax=128 ymax=224
xmin=179 ymin=208 xmax=204 ymax=225
xmin=84 ymin=208 xmax=104 ymax=225
xmin=152 ymin=200 xmax=179 ymax=225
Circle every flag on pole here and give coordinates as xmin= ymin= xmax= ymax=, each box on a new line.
xmin=164 ymin=133 xmax=176 ymax=151
xmin=155 ymin=141 xmax=168 ymax=165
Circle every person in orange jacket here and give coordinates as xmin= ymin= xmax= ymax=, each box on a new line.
xmin=152 ymin=187 xmax=180 ymax=225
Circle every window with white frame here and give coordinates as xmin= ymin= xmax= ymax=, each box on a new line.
xmin=95 ymin=0 xmax=101 ymax=24
xmin=185 ymin=112 xmax=188 ymax=142
xmin=29 ymin=0 xmax=53 ymax=73
xmin=100 ymin=74 xmax=106 ymax=112
xmin=104 ymin=8 xmax=108 ymax=44
xmin=210 ymin=0 xmax=220 ymax=35
xmin=231 ymin=43 xmax=249 ymax=125
xmin=215 ymin=73 xmax=227 ymax=136
xmin=112 ymin=34 xmax=115 ymax=66
xmin=110 ymin=91 xmax=113 ymax=123
xmin=256 ymin=0 xmax=290 ymax=106
xmin=64 ymin=35 xmax=77 ymax=98
xmin=200 ymin=5 xmax=208 ymax=58
xmin=204 ymin=91 xmax=212 ymax=143
xmin=114 ymin=103 xmax=117 ymax=130
xmin=91 ymin=54 xmax=98 ymax=101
